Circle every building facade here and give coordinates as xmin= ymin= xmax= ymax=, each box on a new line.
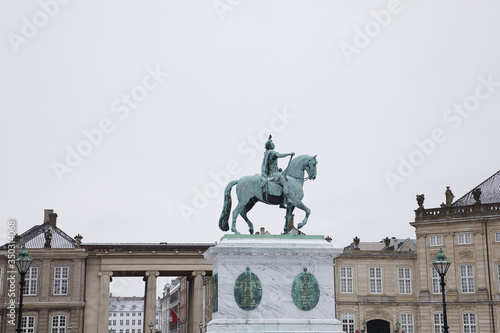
xmin=335 ymin=170 xmax=500 ymax=333
xmin=0 ymin=210 xmax=87 ymax=333
xmin=109 ymin=296 xmax=145 ymax=333
xmin=0 ymin=209 xmax=213 ymax=333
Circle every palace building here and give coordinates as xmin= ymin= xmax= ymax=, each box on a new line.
xmin=335 ymin=169 xmax=500 ymax=333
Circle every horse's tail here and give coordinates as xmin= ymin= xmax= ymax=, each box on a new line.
xmin=219 ymin=180 xmax=238 ymax=231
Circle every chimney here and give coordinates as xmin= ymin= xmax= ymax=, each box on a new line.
xmin=48 ymin=212 xmax=58 ymax=226
xmin=44 ymin=209 xmax=54 ymax=223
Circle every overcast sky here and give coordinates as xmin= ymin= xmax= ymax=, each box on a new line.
xmin=2 ymin=0 xmax=500 ymax=297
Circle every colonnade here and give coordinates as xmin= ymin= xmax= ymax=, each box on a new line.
xmin=95 ymin=270 xmax=206 ymax=333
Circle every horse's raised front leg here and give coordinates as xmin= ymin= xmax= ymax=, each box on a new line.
xmin=294 ymin=200 xmax=311 ymax=229
xmin=284 ymin=205 xmax=295 ymax=234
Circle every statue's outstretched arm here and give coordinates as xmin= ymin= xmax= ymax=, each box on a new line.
xmin=276 ymin=152 xmax=295 ymax=158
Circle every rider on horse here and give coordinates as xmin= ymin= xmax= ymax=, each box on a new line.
xmin=261 ymin=135 xmax=294 ymax=208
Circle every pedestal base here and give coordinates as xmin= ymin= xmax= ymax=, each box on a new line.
xmin=207 ymin=318 xmax=343 ymax=332
xmin=204 ymin=235 xmax=343 ymax=333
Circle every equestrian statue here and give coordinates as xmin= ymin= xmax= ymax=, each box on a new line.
xmin=218 ymin=135 xmax=318 ymax=234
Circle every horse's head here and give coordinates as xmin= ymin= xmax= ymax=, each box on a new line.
xmin=304 ymin=155 xmax=318 ymax=180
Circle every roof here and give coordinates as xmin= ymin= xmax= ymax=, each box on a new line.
xmin=110 ymin=297 xmax=145 ymax=311
xmin=1 ymin=222 xmax=76 ymax=249
xmin=344 ymin=238 xmax=416 ymax=251
xmin=82 ymin=243 xmax=214 ymax=252
xmin=453 ymin=169 xmax=500 ymax=206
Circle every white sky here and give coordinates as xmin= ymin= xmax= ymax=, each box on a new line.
xmin=2 ymin=0 xmax=500 ymax=297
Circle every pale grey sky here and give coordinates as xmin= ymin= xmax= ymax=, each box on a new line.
xmin=2 ymin=0 xmax=500 ymax=297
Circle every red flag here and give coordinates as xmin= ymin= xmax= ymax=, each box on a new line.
xmin=171 ymin=308 xmax=178 ymax=323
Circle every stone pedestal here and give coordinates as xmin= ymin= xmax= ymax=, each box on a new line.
xmin=204 ymin=235 xmax=343 ymax=333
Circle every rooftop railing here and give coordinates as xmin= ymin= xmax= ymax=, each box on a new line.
xmin=415 ymin=202 xmax=500 ymax=221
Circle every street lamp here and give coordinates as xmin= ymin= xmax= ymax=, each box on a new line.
xmin=149 ymin=321 xmax=154 ymax=333
xmin=199 ymin=321 xmax=203 ymax=333
xmin=394 ymin=320 xmax=400 ymax=333
xmin=433 ymin=248 xmax=452 ymax=333
xmin=68 ymin=324 xmax=72 ymax=333
xmin=361 ymin=321 xmax=366 ymax=333
xmin=15 ymin=246 xmax=33 ymax=333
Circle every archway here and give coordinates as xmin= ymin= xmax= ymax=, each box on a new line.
xmin=367 ymin=319 xmax=390 ymax=333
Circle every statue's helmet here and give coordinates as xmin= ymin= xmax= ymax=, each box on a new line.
xmin=265 ymin=135 xmax=274 ymax=150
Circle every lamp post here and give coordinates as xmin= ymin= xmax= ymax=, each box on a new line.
xmin=68 ymin=324 xmax=72 ymax=333
xmin=149 ymin=321 xmax=154 ymax=333
xmin=394 ymin=320 xmax=400 ymax=333
xmin=361 ymin=320 xmax=366 ymax=333
xmin=14 ymin=246 xmax=33 ymax=333
xmin=432 ymin=248 xmax=452 ymax=333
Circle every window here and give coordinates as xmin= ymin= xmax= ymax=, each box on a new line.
xmin=369 ymin=267 xmax=382 ymax=294
xmin=21 ymin=316 xmax=35 ymax=333
xmin=463 ymin=313 xmax=477 ymax=333
xmin=429 ymin=236 xmax=443 ymax=246
xmin=120 ymin=313 xmax=124 ymax=317
xmin=138 ymin=330 xmax=141 ymax=333
xmin=496 ymin=232 xmax=500 ymax=242
xmin=138 ymin=320 xmax=141 ymax=325
xmin=398 ymin=268 xmax=411 ymax=294
xmin=54 ymin=267 xmax=69 ymax=295
xmin=432 ymin=268 xmax=440 ymax=294
xmin=126 ymin=313 xmax=130 ymax=317
xmin=460 ymin=265 xmax=474 ymax=293
xmin=340 ymin=267 xmax=353 ymax=293
xmin=113 ymin=320 xmax=116 ymax=326
xmin=132 ymin=330 xmax=135 ymax=333
xmin=341 ymin=313 xmax=355 ymax=333
xmin=498 ymin=265 xmax=500 ymax=291
xmin=113 ymin=313 xmax=116 ymax=317
xmin=126 ymin=320 xmax=129 ymax=325
xmin=120 ymin=320 xmax=123 ymax=325
xmin=51 ymin=315 xmax=66 ymax=333
xmin=24 ymin=267 xmax=38 ymax=295
xmin=400 ymin=314 xmax=414 ymax=333
xmin=433 ymin=313 xmax=443 ymax=333
xmin=126 ymin=330 xmax=129 ymax=333
xmin=132 ymin=313 xmax=136 ymax=316
xmin=109 ymin=320 xmax=112 ymax=326
xmin=132 ymin=320 xmax=135 ymax=325
xmin=458 ymin=234 xmax=472 ymax=244
xmin=120 ymin=330 xmax=123 ymax=333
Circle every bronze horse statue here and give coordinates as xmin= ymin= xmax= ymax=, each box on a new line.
xmin=218 ymin=155 xmax=318 ymax=234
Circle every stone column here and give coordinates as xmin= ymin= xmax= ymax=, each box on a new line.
xmin=188 ymin=271 xmax=206 ymax=333
xmin=97 ymin=272 xmax=113 ymax=333
xmin=144 ymin=271 xmax=159 ymax=333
